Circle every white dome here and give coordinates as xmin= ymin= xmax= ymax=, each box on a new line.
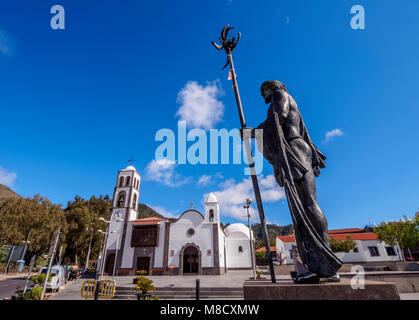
xmin=224 ymin=223 xmax=252 ymax=239
xmin=122 ymin=165 xmax=136 ymax=172
xmin=205 ymin=192 xmax=218 ymax=203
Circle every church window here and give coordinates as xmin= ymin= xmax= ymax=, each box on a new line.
xmin=125 ymin=176 xmax=131 ymax=187
xmin=132 ymin=194 xmax=137 ymax=210
xmin=238 ymin=246 xmax=243 ymax=253
xmin=119 ymin=176 xmax=124 ymax=187
xmin=209 ymin=209 xmax=214 ymax=222
xmin=186 ymin=228 xmax=195 ymax=237
xmin=117 ymin=192 xmax=126 ymax=208
xmin=170 ymin=250 xmax=174 ymax=257
xmin=207 ymin=250 xmax=212 ymax=256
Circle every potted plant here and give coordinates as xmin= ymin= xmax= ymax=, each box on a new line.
xmin=134 ymin=276 xmax=155 ymax=300
xmin=256 ymin=270 xmax=263 ymax=279
xmin=133 ymin=270 xmax=147 ymax=284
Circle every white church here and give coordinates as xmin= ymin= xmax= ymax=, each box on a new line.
xmin=100 ymin=165 xmax=254 ymax=276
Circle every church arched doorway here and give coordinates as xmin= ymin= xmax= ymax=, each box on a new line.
xmin=105 ymin=253 xmax=115 ymax=275
xmin=183 ymin=246 xmax=199 ymax=274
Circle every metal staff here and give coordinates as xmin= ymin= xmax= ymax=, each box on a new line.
xmin=212 ymin=25 xmax=276 ymax=283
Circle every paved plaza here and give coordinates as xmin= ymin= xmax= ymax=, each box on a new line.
xmin=49 ymin=270 xmax=419 ymax=300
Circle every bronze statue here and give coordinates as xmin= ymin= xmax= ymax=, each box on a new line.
xmin=247 ymin=80 xmax=343 ymax=283
xmin=212 ymin=25 xmax=342 ymax=284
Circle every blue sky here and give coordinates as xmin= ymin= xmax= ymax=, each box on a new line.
xmin=1 ymin=1 xmax=418 ymax=229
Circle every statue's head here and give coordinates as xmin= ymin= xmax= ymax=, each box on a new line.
xmin=260 ymin=80 xmax=288 ymax=104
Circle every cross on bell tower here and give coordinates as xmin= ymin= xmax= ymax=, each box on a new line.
xmin=128 ymin=157 xmax=136 ymax=166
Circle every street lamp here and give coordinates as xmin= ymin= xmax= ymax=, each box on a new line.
xmin=111 ymin=230 xmax=119 ymax=282
xmin=243 ymin=198 xmax=256 ymax=279
xmin=97 ymin=229 xmax=107 ymax=280
xmin=97 ymin=216 xmax=123 ymax=280
xmin=85 ymin=227 xmax=94 ymax=271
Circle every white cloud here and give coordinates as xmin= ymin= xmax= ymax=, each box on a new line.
xmin=0 ymin=166 xmax=17 ymax=187
xmin=176 ymin=80 xmax=224 ymax=129
xmin=0 ymin=29 xmax=13 ymax=57
xmin=148 ymin=205 xmax=179 ymax=219
xmin=324 ymin=129 xmax=344 ymax=143
xmin=197 ymin=172 xmax=223 ymax=187
xmin=144 ymin=159 xmax=190 ymax=187
xmin=204 ymin=175 xmax=285 ymax=222
xmin=197 ymin=175 xmax=212 ymax=186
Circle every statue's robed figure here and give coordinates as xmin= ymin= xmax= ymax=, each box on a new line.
xmin=254 ymin=80 xmax=342 ymax=281
xmin=212 ymin=25 xmax=341 ymax=282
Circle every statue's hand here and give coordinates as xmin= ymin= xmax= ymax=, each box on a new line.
xmin=313 ymin=166 xmax=321 ymax=177
xmin=239 ymin=127 xmax=254 ymax=140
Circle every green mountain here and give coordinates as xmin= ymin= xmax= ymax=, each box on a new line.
xmin=0 ymin=184 xmax=20 ymax=202
xmin=137 ymin=203 xmax=165 ymax=219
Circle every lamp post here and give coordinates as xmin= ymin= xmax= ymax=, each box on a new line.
xmin=98 ymin=217 xmax=111 ymax=280
xmin=243 ymin=198 xmax=256 ymax=279
xmin=98 ymin=217 xmax=123 ymax=280
xmin=97 ymin=229 xmax=107 ymax=281
xmin=111 ymin=230 xmax=119 ymax=282
xmin=84 ymin=227 xmax=94 ymax=271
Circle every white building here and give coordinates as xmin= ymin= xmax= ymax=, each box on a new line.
xmin=101 ymin=165 xmax=253 ymax=276
xmin=276 ymin=228 xmax=402 ymax=265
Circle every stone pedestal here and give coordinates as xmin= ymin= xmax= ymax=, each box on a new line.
xmin=243 ymin=278 xmax=400 ymax=300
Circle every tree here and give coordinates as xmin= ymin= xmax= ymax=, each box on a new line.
xmin=64 ymin=195 xmax=111 ymax=266
xmin=0 ymin=195 xmax=67 ymax=262
xmin=329 ymin=236 xmax=356 ymax=253
xmin=374 ymin=216 xmax=419 ymax=261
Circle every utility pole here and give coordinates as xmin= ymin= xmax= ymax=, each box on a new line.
xmin=244 ymin=198 xmax=257 ymax=279
xmin=41 ymin=227 xmax=61 ymax=300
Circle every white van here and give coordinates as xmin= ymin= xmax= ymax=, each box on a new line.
xmin=39 ymin=265 xmax=66 ymax=292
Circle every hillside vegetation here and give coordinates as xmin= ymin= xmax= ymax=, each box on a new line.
xmin=0 ymin=184 xmax=20 ymax=202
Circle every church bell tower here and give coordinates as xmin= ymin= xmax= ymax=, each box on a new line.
xmin=103 ymin=165 xmax=141 ymax=274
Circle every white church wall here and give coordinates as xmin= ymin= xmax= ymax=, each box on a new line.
xmin=218 ymin=229 xmax=226 ymax=268
xmin=168 ymin=211 xmax=214 ymax=268
xmin=121 ymin=222 xmax=134 ymax=268
xmin=153 ymin=221 xmax=167 ymax=268
xmin=226 ymin=239 xmax=252 ymax=268
xmin=105 ymin=218 xmax=124 ymax=251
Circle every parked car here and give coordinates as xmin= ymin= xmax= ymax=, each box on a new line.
xmin=39 ymin=265 xmax=66 ymax=292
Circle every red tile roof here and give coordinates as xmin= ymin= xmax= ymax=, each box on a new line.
xmin=277 ymin=232 xmax=378 ymax=242
xmin=132 ymin=217 xmax=168 ymax=226
xmin=255 ymin=246 xmax=277 ymax=252
xmin=328 ymin=228 xmax=364 ymax=234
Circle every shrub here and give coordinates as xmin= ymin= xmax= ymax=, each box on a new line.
xmin=329 ymin=236 xmax=356 ymax=253
xmin=17 ymin=286 xmax=43 ymax=300
xmin=137 ymin=270 xmax=147 ymax=276
xmin=255 ymin=251 xmax=265 ymax=258
xmin=30 ymin=286 xmax=43 ymax=300
xmin=135 ymin=276 xmax=155 ymax=295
